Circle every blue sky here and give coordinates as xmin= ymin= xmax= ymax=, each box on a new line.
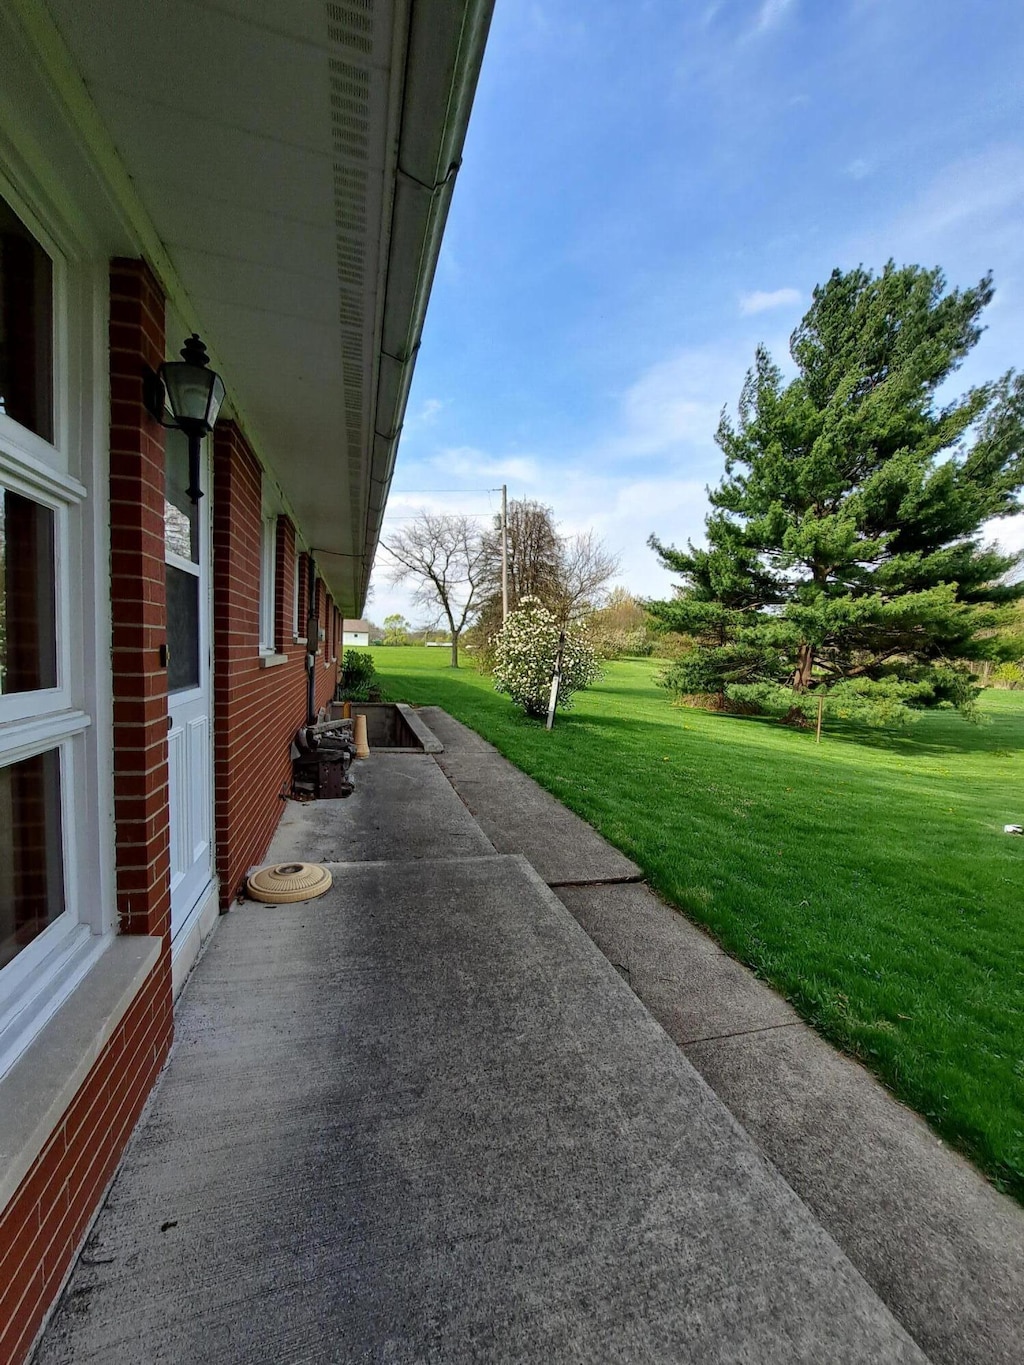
xmin=370 ymin=0 xmax=1024 ymax=625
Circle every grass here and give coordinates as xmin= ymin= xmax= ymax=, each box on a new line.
xmin=369 ymin=645 xmax=1024 ymax=1202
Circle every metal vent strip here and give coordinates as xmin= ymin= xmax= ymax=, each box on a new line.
xmin=326 ymin=3 xmax=378 ymax=493
xmin=326 ymin=4 xmax=374 ymax=54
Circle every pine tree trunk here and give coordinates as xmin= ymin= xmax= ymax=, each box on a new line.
xmin=781 ymin=641 xmax=814 ymax=726
xmin=792 ymin=641 xmax=814 ymax=691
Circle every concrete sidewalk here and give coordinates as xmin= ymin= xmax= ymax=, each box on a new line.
xmin=35 ymin=753 xmax=926 ymax=1363
xmin=420 ymin=708 xmax=1024 ymax=1365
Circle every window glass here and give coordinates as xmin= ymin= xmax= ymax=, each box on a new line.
xmin=259 ymin=513 xmax=277 ymax=652
xmin=166 ymin=564 xmax=200 ymax=692
xmin=0 ymin=487 xmax=58 ymax=694
xmin=0 ymin=748 xmax=65 ymax=970
xmin=164 ymin=429 xmax=198 ymax=562
xmin=0 ymin=196 xmax=53 ymax=442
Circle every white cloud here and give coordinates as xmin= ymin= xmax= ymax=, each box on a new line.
xmin=754 ymin=0 xmax=796 ymax=34
xmin=403 ymin=396 xmax=445 ymax=432
xmin=429 ymin=446 xmax=542 ymax=486
xmin=739 ymin=286 xmax=801 ymax=315
xmin=860 ymin=145 xmax=1024 ymax=260
xmin=604 ymin=343 xmax=758 ymax=460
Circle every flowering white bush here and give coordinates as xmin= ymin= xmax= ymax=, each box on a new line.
xmin=492 ymin=597 xmax=600 ymax=717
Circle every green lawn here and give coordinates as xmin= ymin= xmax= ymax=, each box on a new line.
xmin=369 ymin=645 xmax=1024 ymax=1201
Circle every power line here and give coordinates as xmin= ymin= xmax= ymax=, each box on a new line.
xmin=382 ymin=510 xmax=497 ymax=522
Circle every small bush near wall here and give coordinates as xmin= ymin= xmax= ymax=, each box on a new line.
xmin=338 ymin=649 xmax=380 ymax=700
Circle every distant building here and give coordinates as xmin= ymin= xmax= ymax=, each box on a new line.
xmin=343 ymin=619 xmax=374 ymax=647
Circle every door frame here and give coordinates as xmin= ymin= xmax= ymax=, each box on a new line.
xmin=165 ymin=434 xmax=217 ymax=962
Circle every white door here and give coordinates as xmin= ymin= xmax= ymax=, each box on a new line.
xmin=164 ymin=430 xmax=214 ymax=941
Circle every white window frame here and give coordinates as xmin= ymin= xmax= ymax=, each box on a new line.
xmin=293 ymin=546 xmax=306 ymax=644
xmin=258 ymin=497 xmax=277 ymax=656
xmin=0 ymin=166 xmax=111 ymax=1080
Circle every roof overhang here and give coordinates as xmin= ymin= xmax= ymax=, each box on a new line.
xmin=31 ymin=0 xmax=493 ymax=614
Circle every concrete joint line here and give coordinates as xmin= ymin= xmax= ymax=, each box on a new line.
xmin=547 ymin=874 xmax=645 ymax=888
xmin=682 ymin=1020 xmax=802 ymax=1048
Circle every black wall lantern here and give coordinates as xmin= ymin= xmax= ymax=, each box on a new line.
xmin=144 ymin=334 xmax=226 ymax=502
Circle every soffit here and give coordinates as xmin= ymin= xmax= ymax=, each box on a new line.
xmin=43 ymin=0 xmax=407 ymax=613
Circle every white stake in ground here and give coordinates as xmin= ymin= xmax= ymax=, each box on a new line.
xmin=546 ymin=630 xmax=566 ymax=731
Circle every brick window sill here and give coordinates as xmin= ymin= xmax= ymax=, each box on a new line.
xmin=259 ymin=652 xmax=288 ymax=669
xmin=0 ymin=935 xmax=161 ymax=1215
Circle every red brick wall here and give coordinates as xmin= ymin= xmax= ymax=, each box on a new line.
xmin=212 ymin=423 xmax=339 ymax=907
xmin=0 ymin=958 xmax=170 ymax=1365
xmin=108 ymin=259 xmax=171 ymax=943
xmin=0 ymin=261 xmax=176 ymax=1365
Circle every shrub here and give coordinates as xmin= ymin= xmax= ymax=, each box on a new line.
xmin=338 ymin=649 xmax=378 ymax=700
xmin=590 ymin=626 xmax=654 ymax=660
xmin=992 ymin=660 xmax=1024 ymax=689
xmin=492 ymin=597 xmax=600 ymax=718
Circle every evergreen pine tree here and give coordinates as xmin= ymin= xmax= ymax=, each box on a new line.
xmin=649 ymin=263 xmax=1024 ymax=724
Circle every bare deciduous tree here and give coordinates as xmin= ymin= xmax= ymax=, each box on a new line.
xmin=479 ymin=499 xmax=620 ymax=629
xmin=381 ymin=512 xmax=487 ymax=667
xmin=499 ymin=499 xmax=562 ymax=604
xmin=552 ymin=529 xmax=620 ymax=622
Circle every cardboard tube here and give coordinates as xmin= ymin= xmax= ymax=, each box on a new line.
xmin=353 ymin=712 xmax=369 ymax=759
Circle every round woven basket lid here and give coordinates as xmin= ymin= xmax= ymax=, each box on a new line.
xmin=246 ymin=862 xmax=332 ymax=904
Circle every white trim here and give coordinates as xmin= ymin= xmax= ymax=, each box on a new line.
xmin=170 ymin=881 xmax=219 ymax=1001
xmin=293 ymin=547 xmax=302 ymax=640
xmin=0 ymin=709 xmax=89 ymax=764
xmin=0 ymin=925 xmax=105 ymax=1083
xmin=258 ymin=505 xmax=278 ymax=655
xmin=166 ymin=548 xmax=200 ymax=577
xmin=0 ymin=443 xmax=85 ymax=505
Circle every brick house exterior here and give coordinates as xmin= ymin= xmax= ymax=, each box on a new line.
xmin=0 ymin=3 xmax=492 ymax=1361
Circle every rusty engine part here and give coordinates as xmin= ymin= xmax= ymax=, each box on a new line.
xmin=291 ymin=717 xmax=356 ymax=799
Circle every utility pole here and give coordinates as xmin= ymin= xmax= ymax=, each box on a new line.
xmin=501 ymin=483 xmax=509 ymax=621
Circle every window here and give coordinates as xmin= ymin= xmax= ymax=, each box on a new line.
xmin=259 ymin=488 xmax=277 ymax=655
xmin=0 ymin=184 xmax=101 ymax=1076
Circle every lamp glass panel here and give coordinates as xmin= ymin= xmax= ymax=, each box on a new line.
xmin=206 ymin=374 xmax=226 ymax=427
xmin=163 ymin=363 xmax=215 ymax=425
